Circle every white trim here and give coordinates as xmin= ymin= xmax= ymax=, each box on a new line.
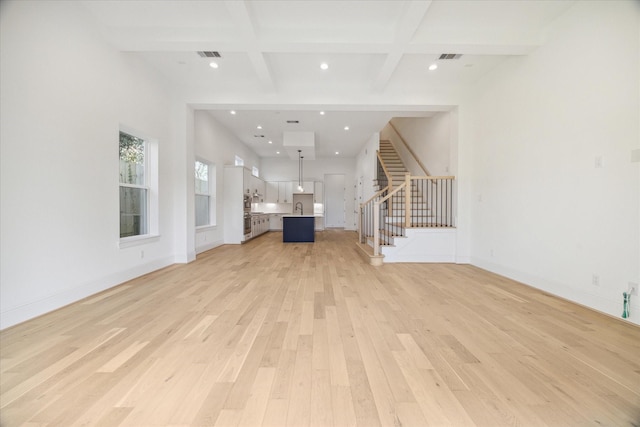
xmin=470 ymin=257 xmax=640 ymax=327
xmin=196 ymin=239 xmax=224 ymax=254
xmin=174 ymin=251 xmax=197 ymax=264
xmin=118 ymin=234 xmax=160 ymax=249
xmin=0 ymin=255 xmax=174 ymax=330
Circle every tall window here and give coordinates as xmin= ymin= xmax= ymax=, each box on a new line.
xmin=195 ymin=160 xmax=210 ymax=227
xmin=119 ymin=131 xmax=148 ymax=238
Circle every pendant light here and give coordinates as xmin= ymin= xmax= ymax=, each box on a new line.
xmin=298 ymin=149 xmax=304 ymax=192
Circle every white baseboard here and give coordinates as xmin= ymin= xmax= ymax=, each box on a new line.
xmin=0 ymin=256 xmax=174 ymax=330
xmin=196 ymin=239 xmax=224 ymax=255
xmin=174 ymin=251 xmax=196 ymax=264
xmin=470 ymin=257 xmax=640 ymax=327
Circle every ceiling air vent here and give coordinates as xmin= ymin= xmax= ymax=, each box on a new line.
xmin=197 ymin=51 xmax=221 ymax=58
xmin=286 ymin=120 xmax=299 ymax=124
xmin=438 ymin=53 xmax=462 ymax=60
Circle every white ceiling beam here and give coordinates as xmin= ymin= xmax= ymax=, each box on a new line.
xmin=372 ymin=1 xmax=433 ymax=92
xmin=224 ymin=0 xmax=275 ymax=91
xmin=108 ymin=37 xmax=539 ymax=56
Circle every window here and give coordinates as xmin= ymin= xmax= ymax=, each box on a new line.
xmin=252 ymin=166 xmax=259 ymax=177
xmin=195 ymin=160 xmax=210 ymax=227
xmin=234 ymin=155 xmax=244 ymax=166
xmin=119 ymin=131 xmax=148 ymax=238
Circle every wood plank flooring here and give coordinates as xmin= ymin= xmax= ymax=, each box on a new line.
xmin=1 ymin=230 xmax=639 ymax=426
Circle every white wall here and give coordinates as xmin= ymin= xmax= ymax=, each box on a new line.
xmin=356 ymin=133 xmax=381 ymax=205
xmin=388 ymin=114 xmax=452 ymax=176
xmin=463 ymin=1 xmax=640 ymax=324
xmin=0 ymin=1 xmax=179 ymax=328
xmin=193 ymin=111 xmax=261 ymax=252
xmin=261 ymin=157 xmax=357 ymax=229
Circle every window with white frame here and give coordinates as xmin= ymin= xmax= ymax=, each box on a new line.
xmin=195 ymin=160 xmax=212 ymax=227
xmin=119 ymin=131 xmax=149 ymax=238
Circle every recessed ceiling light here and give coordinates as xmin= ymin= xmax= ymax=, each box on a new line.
xmin=429 ymin=63 xmax=438 ymax=71
xmin=276 ymin=151 xmax=280 ymax=154
xmin=344 ymin=126 xmax=349 ymax=131
xmin=320 ymin=62 xmax=329 ymax=70
xmin=320 ymin=111 xmax=325 ymax=115
xmin=230 ymin=110 xmax=236 ymax=115
xmin=209 ymin=61 xmax=219 ymax=69
xmin=268 ymin=140 xmax=273 ymax=144
xmin=257 ymin=125 xmax=262 ymax=129
xmin=335 ymin=151 xmax=339 ymax=155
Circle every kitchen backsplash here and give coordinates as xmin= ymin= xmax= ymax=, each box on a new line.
xmin=254 ymin=202 xmax=324 ymax=215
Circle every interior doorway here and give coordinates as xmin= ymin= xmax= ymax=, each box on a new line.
xmin=324 ymin=174 xmax=345 ymax=228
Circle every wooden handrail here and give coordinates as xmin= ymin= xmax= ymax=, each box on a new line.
xmin=360 ymin=185 xmax=389 ymax=208
xmin=376 ymin=150 xmax=393 ymax=189
xmin=411 ymin=175 xmax=455 ymax=180
xmin=388 ymin=121 xmax=431 ymax=177
xmin=375 ymin=181 xmax=406 ymax=205
xmin=362 ymin=174 xmax=457 ymax=260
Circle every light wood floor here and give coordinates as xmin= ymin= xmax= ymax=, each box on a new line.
xmin=1 ymin=230 xmax=639 ymax=426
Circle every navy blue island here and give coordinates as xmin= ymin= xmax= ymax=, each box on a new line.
xmin=282 ymin=215 xmax=315 ymax=242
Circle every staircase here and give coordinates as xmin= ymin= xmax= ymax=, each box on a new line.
xmin=378 ymin=140 xmax=407 ymax=190
xmin=375 ymin=141 xmax=433 ymax=246
xmin=359 ymin=137 xmax=456 ymax=265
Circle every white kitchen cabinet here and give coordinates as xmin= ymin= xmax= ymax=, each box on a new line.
xmin=270 ymin=214 xmax=283 ymax=230
xmin=251 ymin=214 xmax=269 ymax=238
xmin=314 ymin=181 xmax=323 ymax=203
xmin=266 ymin=181 xmax=279 ymax=203
xmin=224 ymin=166 xmax=251 ymax=244
xmin=279 ymin=181 xmax=292 ymax=203
xmin=266 ymin=181 xmax=292 ymax=203
xmin=243 ymin=168 xmax=252 ymax=196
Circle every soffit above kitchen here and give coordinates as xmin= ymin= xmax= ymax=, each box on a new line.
xmin=79 ymin=0 xmax=575 ymax=158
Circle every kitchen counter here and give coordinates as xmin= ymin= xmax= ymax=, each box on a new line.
xmin=282 ymin=216 xmax=315 ymax=242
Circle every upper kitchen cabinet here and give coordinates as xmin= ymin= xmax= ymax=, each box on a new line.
xmin=266 ymin=181 xmax=279 ymax=203
xmin=279 ymin=182 xmax=292 ymax=203
xmin=266 ymin=181 xmax=293 ymax=203
xmin=243 ymin=168 xmax=251 ymax=196
xmin=314 ymin=182 xmax=323 ymax=203
xmin=224 ymin=166 xmax=251 ymax=244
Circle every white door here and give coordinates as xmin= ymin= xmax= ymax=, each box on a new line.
xmin=324 ymin=174 xmax=345 ymax=228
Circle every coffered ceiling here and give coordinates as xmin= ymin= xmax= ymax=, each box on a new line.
xmin=79 ymin=0 xmax=574 ymax=158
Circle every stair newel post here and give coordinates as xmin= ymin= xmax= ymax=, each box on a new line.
xmin=404 ymin=173 xmax=411 ymax=228
xmin=373 ymin=200 xmax=381 ymax=256
xmin=358 ymin=203 xmax=363 ymax=244
xmin=388 ymin=179 xmax=393 ymax=217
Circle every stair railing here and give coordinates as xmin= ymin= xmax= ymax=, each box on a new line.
xmin=373 ymin=182 xmax=406 ymax=256
xmin=360 ymin=174 xmax=456 ymax=259
xmin=359 ymin=185 xmax=389 ymax=247
xmin=376 ymin=150 xmax=393 ymax=190
xmin=407 ymin=175 xmax=456 ymax=228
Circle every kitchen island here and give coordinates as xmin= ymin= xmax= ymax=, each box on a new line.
xmin=282 ymin=215 xmax=315 ymax=242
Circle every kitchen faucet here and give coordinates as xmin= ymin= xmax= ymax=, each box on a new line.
xmin=295 ymin=202 xmax=304 ymax=215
